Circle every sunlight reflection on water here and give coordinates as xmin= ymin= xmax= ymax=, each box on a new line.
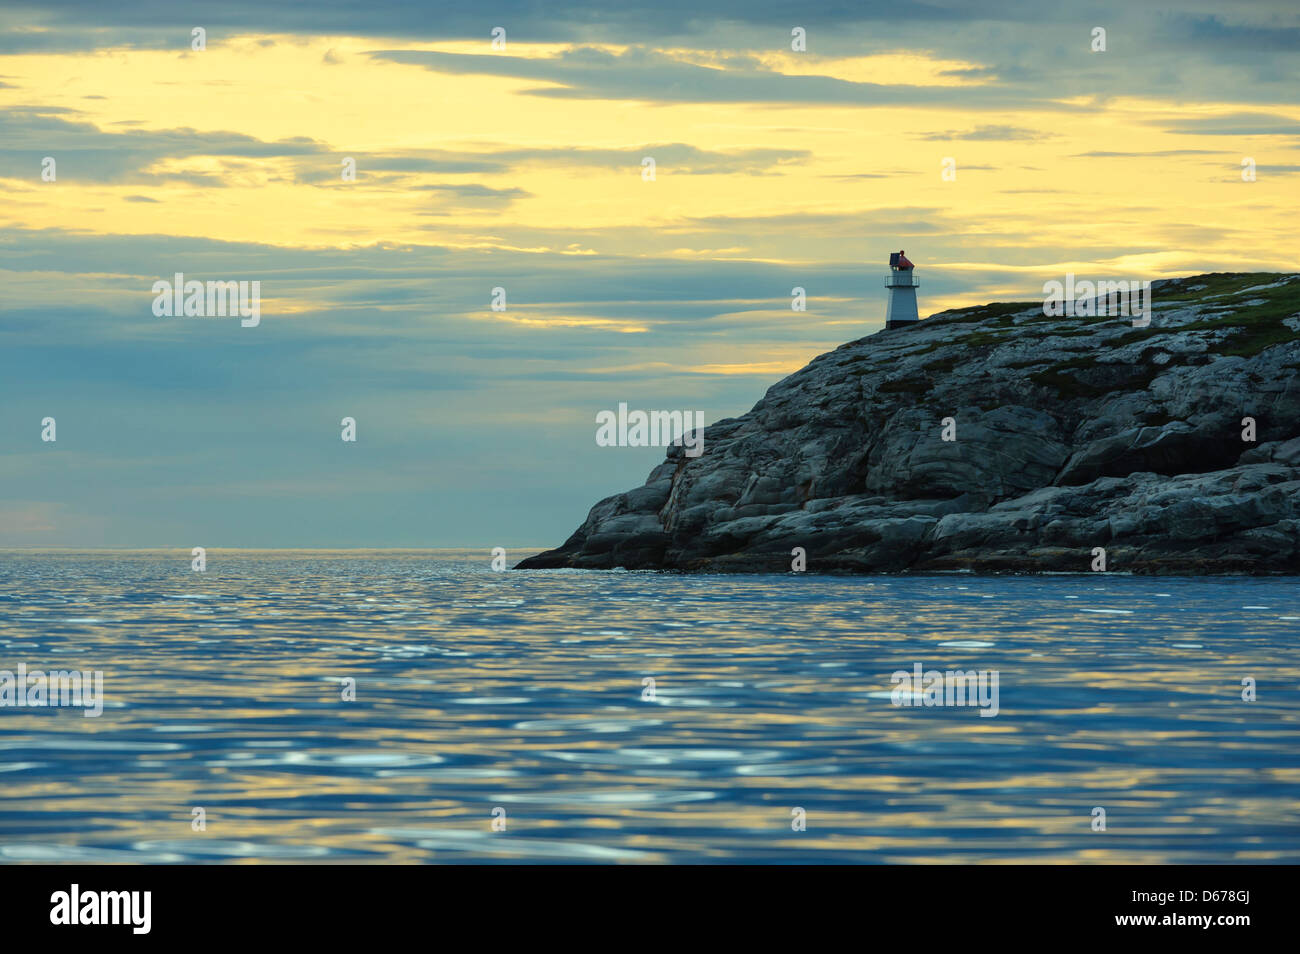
xmin=1 ymin=550 xmax=1298 ymax=863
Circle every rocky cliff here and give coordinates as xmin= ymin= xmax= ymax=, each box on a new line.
xmin=518 ymin=273 xmax=1300 ymax=574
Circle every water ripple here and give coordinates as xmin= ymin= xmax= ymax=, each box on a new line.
xmin=1 ymin=550 xmax=1297 ymax=863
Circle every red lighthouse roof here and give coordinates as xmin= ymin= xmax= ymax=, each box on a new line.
xmin=889 ymin=250 xmax=915 ymax=270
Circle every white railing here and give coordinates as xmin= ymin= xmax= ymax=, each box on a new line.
xmin=885 ymin=272 xmax=920 ymax=287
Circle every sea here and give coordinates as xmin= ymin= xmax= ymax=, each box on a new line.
xmin=1 ymin=549 xmax=1297 ymax=864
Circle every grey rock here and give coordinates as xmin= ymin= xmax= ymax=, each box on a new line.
xmin=518 ymin=273 xmax=1300 ymax=574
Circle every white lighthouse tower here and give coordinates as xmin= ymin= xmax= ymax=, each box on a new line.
xmin=884 ymin=250 xmax=920 ymax=329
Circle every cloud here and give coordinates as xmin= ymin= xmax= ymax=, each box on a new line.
xmin=1071 ymin=149 xmax=1220 ymax=157
xmin=0 ymin=108 xmax=327 ymax=185
xmin=0 ymin=1 xmax=1034 ymax=54
xmin=1154 ymin=112 xmax=1300 ymax=137
xmin=411 ymin=183 xmax=531 ymax=198
xmin=917 ymin=124 xmax=1054 ymax=141
xmin=1161 ymin=13 xmax=1300 ymax=53
xmin=369 ymin=46 xmax=1071 ymax=109
xmin=286 ymin=142 xmax=809 ymax=188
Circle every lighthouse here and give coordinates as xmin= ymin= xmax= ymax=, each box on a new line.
xmin=884 ymin=250 xmax=920 ymax=329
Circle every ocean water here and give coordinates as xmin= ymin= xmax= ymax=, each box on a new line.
xmin=1 ymin=549 xmax=1297 ymax=864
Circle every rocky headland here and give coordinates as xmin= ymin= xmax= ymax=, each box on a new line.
xmin=518 ymin=273 xmax=1300 ymax=574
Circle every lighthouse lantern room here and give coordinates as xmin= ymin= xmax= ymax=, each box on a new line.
xmin=884 ymin=250 xmax=920 ymax=329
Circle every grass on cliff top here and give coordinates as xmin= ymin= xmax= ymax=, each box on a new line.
xmin=882 ymin=274 xmax=1299 ymax=398
xmin=1113 ymin=279 xmax=1300 ymax=356
xmin=926 ymin=273 xmax=1291 ymax=324
xmin=1029 ymin=279 xmax=1300 ymax=398
xmin=927 ymin=300 xmax=1039 ymax=324
xmin=1155 ymin=271 xmax=1294 ymax=304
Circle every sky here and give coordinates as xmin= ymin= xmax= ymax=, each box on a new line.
xmin=1 ymin=0 xmax=1298 ymax=547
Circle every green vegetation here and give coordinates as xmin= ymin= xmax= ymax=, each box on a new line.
xmin=1113 ymin=279 xmax=1300 ymax=356
xmin=1155 ymin=272 xmax=1293 ymax=305
xmin=928 ymin=301 xmax=1038 ymax=324
xmin=869 ymin=274 xmax=1299 ymax=402
xmin=963 ymin=329 xmax=1017 ymax=347
xmin=1216 ymin=295 xmax=1300 ymax=356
